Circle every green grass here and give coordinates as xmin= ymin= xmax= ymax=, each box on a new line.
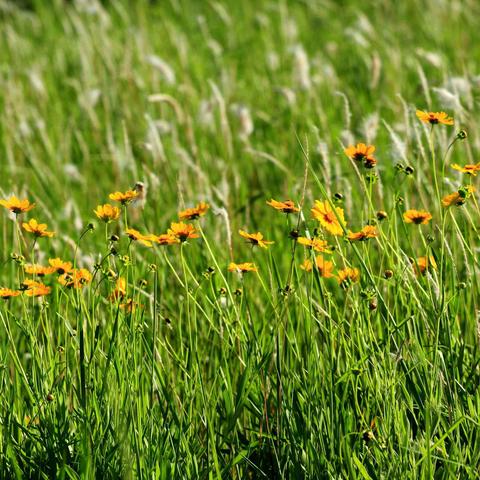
xmin=1 ymin=0 xmax=480 ymax=477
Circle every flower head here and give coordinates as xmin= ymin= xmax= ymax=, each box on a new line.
xmin=316 ymin=256 xmax=335 ymax=278
xmin=337 ymin=267 xmax=360 ymax=287
xmin=24 ymin=264 xmax=55 ymax=276
xmin=94 ymin=204 xmax=121 ymax=223
xmin=347 ymin=225 xmax=378 ymax=242
xmin=311 ymin=200 xmax=346 ymax=236
xmin=266 ymin=199 xmax=300 ymax=214
xmin=403 ymin=209 xmax=432 ymax=225
xmin=48 ymin=258 xmax=73 ymax=275
xmin=109 ymin=277 xmax=127 ymax=301
xmin=239 ymin=230 xmax=274 ymax=248
xmin=414 ymin=256 xmax=437 ymax=276
xmin=22 ymin=280 xmax=51 ymax=297
xmin=297 ymin=237 xmax=332 ymax=253
xmin=228 ymin=262 xmax=257 ymax=274
xmin=0 ymin=196 xmax=35 ymax=214
xmin=442 ymin=186 xmax=475 ymax=207
xmin=125 ymin=228 xmax=155 ymax=247
xmin=155 ymin=233 xmax=180 ymax=245
xmin=416 ymin=110 xmax=454 ymax=126
xmin=59 ymin=269 xmax=92 ymax=289
xmin=451 ymin=163 xmax=480 ymax=176
xmin=344 ymin=143 xmax=377 ymax=168
xmin=109 ymin=190 xmax=138 ymax=205
xmin=179 ymin=202 xmax=210 ymax=220
xmin=22 ymin=219 xmax=55 ymax=238
xmin=168 ymin=222 xmax=199 ymax=242
xmin=0 ymin=288 xmax=21 ymax=299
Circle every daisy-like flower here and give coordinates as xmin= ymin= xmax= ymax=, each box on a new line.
xmin=297 ymin=237 xmax=332 ymax=253
xmin=120 ymin=298 xmax=141 ymax=313
xmin=414 ymin=256 xmax=437 ymax=276
xmin=0 ymin=288 xmax=21 ymax=299
xmin=24 ymin=264 xmax=55 ymax=276
xmin=316 ymin=256 xmax=335 ymax=278
xmin=347 ymin=225 xmax=378 ymax=242
xmin=109 ymin=190 xmax=138 ymax=205
xmin=416 ymin=110 xmax=454 ymax=126
xmin=59 ymin=269 xmax=92 ymax=288
xmin=337 ymin=267 xmax=360 ymax=286
xmin=300 ymin=259 xmax=313 ymax=272
xmin=22 ymin=280 xmax=51 ymax=297
xmin=266 ymin=199 xmax=300 ymax=214
xmin=403 ymin=209 xmax=432 ymax=225
xmin=239 ymin=230 xmax=274 ymax=248
xmin=22 ymin=219 xmax=55 ymax=238
xmin=49 ymin=258 xmax=73 ymax=275
xmin=109 ymin=277 xmax=127 ymax=301
xmin=168 ymin=222 xmax=199 ymax=242
xmin=451 ymin=163 xmax=480 ymax=176
xmin=94 ymin=204 xmax=121 ymax=223
xmin=0 ymin=196 xmax=35 ymax=214
xmin=179 ymin=202 xmax=210 ymax=220
xmin=155 ymin=233 xmax=180 ymax=245
xmin=228 ymin=262 xmax=258 ymax=273
xmin=311 ymin=200 xmax=346 ymax=236
xmin=442 ymin=186 xmax=476 ymax=207
xmin=344 ymin=143 xmax=377 ymax=168
xmin=125 ymin=228 xmax=155 ymax=247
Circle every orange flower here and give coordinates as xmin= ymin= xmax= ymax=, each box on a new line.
xmin=0 ymin=288 xmax=21 ymax=299
xmin=154 ymin=233 xmax=180 ymax=245
xmin=109 ymin=277 xmax=127 ymax=301
xmin=414 ymin=256 xmax=437 ymax=276
xmin=0 ymin=196 xmax=35 ymax=214
xmin=120 ymin=298 xmax=140 ymax=313
xmin=48 ymin=258 xmax=73 ymax=275
xmin=266 ymin=199 xmax=300 ymax=214
xmin=94 ymin=204 xmax=121 ymax=222
xmin=347 ymin=225 xmax=378 ymax=241
xmin=24 ymin=264 xmax=55 ymax=276
xmin=344 ymin=143 xmax=377 ymax=168
xmin=22 ymin=280 xmax=51 ymax=297
xmin=228 ymin=262 xmax=257 ymax=273
xmin=337 ymin=267 xmax=360 ymax=286
xmin=59 ymin=269 xmax=92 ymax=288
xmin=300 ymin=259 xmax=313 ymax=272
xmin=22 ymin=219 xmax=55 ymax=238
xmin=179 ymin=202 xmax=210 ymax=220
xmin=297 ymin=237 xmax=332 ymax=253
xmin=451 ymin=163 xmax=480 ymax=176
xmin=125 ymin=228 xmax=155 ymax=247
xmin=416 ymin=110 xmax=454 ymax=126
xmin=403 ymin=210 xmax=432 ymax=225
xmin=239 ymin=230 xmax=274 ymax=248
xmin=316 ymin=256 xmax=335 ymax=278
xmin=109 ymin=190 xmax=138 ymax=205
xmin=168 ymin=222 xmax=199 ymax=242
xmin=442 ymin=186 xmax=475 ymax=207
xmin=311 ymin=200 xmax=346 ymax=236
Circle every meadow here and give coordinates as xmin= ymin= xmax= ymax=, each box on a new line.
xmin=1 ymin=0 xmax=480 ymax=478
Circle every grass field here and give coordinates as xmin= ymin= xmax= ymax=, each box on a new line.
xmin=1 ymin=0 xmax=480 ymax=478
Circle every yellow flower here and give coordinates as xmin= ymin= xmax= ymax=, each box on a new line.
xmin=0 ymin=196 xmax=35 ymax=214
xmin=109 ymin=277 xmax=127 ymax=301
xmin=403 ymin=209 xmax=432 ymax=225
xmin=316 ymin=256 xmax=335 ymax=278
xmin=22 ymin=280 xmax=51 ymax=297
xmin=300 ymin=259 xmax=313 ymax=272
xmin=22 ymin=219 xmax=55 ymax=238
xmin=266 ymin=199 xmax=300 ymax=214
xmin=311 ymin=200 xmax=346 ymax=236
xmin=228 ymin=262 xmax=257 ymax=273
xmin=239 ymin=230 xmax=274 ymax=248
xmin=297 ymin=237 xmax=332 ymax=253
xmin=344 ymin=143 xmax=377 ymax=168
xmin=347 ymin=225 xmax=378 ymax=241
xmin=416 ymin=110 xmax=454 ymax=125
xmin=48 ymin=258 xmax=73 ymax=275
xmin=414 ymin=256 xmax=437 ymax=276
xmin=0 ymin=288 xmax=22 ymax=299
xmin=125 ymin=228 xmax=155 ymax=247
xmin=179 ymin=202 xmax=210 ymax=220
xmin=59 ymin=269 xmax=92 ymax=288
xmin=109 ymin=190 xmax=138 ymax=205
xmin=442 ymin=186 xmax=475 ymax=207
xmin=154 ymin=233 xmax=180 ymax=245
xmin=451 ymin=163 xmax=480 ymax=176
xmin=337 ymin=267 xmax=360 ymax=286
xmin=168 ymin=222 xmax=199 ymax=242
xmin=94 ymin=204 xmax=121 ymax=222
xmin=24 ymin=264 xmax=55 ymax=276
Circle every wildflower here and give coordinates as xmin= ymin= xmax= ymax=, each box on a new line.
xmin=266 ymin=199 xmax=300 ymax=214
xmin=168 ymin=222 xmax=199 ymax=242
xmin=239 ymin=230 xmax=274 ymax=248
xmin=451 ymin=163 xmax=480 ymax=176
xmin=155 ymin=233 xmax=180 ymax=245
xmin=179 ymin=202 xmax=210 ymax=220
xmin=315 ymin=256 xmax=335 ymax=278
xmin=337 ymin=267 xmax=360 ymax=286
xmin=414 ymin=256 xmax=437 ymax=276
xmin=300 ymin=259 xmax=313 ymax=272
xmin=403 ymin=209 xmax=432 ymax=225
xmin=109 ymin=277 xmax=127 ymax=301
xmin=347 ymin=225 xmax=378 ymax=241
xmin=24 ymin=264 xmax=55 ymax=276
xmin=109 ymin=190 xmax=138 ymax=205
xmin=311 ymin=200 xmax=346 ymax=236
xmin=0 ymin=196 xmax=35 ymax=214
xmin=120 ymin=298 xmax=140 ymax=313
xmin=49 ymin=258 xmax=73 ymax=275
xmin=228 ymin=262 xmax=257 ymax=274
xmin=125 ymin=228 xmax=155 ymax=247
xmin=297 ymin=237 xmax=332 ymax=253
xmin=22 ymin=280 xmax=51 ymax=297
xmin=344 ymin=143 xmax=377 ymax=168
xmin=59 ymin=269 xmax=92 ymax=288
xmin=0 ymin=288 xmax=21 ymax=299
xmin=416 ymin=110 xmax=454 ymax=126
xmin=94 ymin=204 xmax=121 ymax=222
xmin=22 ymin=219 xmax=55 ymax=238
xmin=442 ymin=186 xmax=475 ymax=207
